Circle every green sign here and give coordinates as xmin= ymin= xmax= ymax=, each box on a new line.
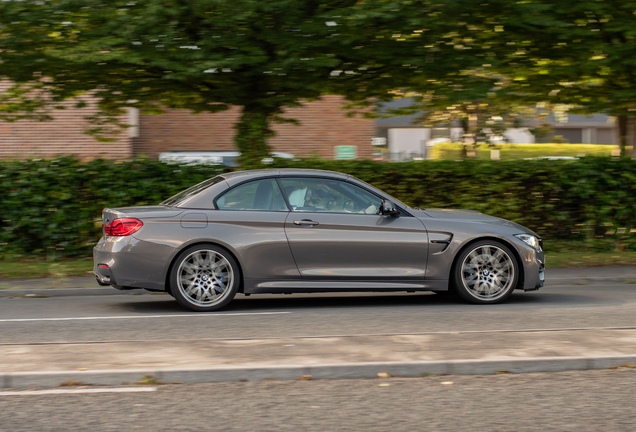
xmin=334 ymin=145 xmax=357 ymax=160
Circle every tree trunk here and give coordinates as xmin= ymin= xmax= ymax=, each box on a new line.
xmin=234 ymin=104 xmax=275 ymax=167
xmin=617 ymin=114 xmax=628 ymax=157
xmin=630 ymin=116 xmax=636 ymax=159
xmin=460 ymin=117 xmax=469 ymax=158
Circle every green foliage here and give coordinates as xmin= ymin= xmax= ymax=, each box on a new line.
xmin=0 ymin=157 xmax=229 ymax=258
xmin=0 ymin=0 xmax=484 ymax=162
xmin=1 ymin=156 xmax=636 ymax=258
xmin=235 ymin=107 xmax=276 ymax=166
xmin=377 ymin=71 xmax=547 ymax=148
xmin=463 ymin=0 xmax=636 ymax=156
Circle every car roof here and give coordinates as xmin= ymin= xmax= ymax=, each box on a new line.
xmin=220 ymin=168 xmax=349 ymax=186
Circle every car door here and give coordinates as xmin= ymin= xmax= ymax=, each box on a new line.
xmin=209 ymin=178 xmax=300 ymax=281
xmin=281 ymin=177 xmax=429 ymax=280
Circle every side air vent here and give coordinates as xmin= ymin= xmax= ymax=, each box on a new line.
xmin=429 ymin=232 xmax=453 ymax=255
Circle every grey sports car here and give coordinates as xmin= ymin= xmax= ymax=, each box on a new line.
xmin=94 ymin=168 xmax=545 ymax=312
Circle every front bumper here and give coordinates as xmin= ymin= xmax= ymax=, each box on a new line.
xmin=509 ymin=236 xmax=545 ymax=291
xmin=522 ymin=247 xmax=545 ymax=291
xmin=524 ymin=253 xmax=545 ymax=291
xmin=93 ymin=235 xmax=175 ymax=291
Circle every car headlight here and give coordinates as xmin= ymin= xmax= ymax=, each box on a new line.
xmin=514 ymin=234 xmax=542 ymax=252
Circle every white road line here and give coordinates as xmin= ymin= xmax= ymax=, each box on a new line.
xmin=0 ymin=312 xmax=290 ymax=323
xmin=0 ymin=387 xmax=157 ymax=396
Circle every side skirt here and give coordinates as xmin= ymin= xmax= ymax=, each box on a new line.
xmin=243 ymin=279 xmax=448 ymax=294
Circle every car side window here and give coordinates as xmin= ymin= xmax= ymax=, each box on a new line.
xmin=279 ymin=178 xmax=382 ymax=214
xmin=216 ymin=179 xmax=288 ymax=211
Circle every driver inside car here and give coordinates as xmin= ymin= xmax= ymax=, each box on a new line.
xmin=287 ymin=182 xmax=378 ymax=214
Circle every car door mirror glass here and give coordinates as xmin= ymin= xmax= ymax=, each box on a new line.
xmin=381 ymin=200 xmax=399 ymax=216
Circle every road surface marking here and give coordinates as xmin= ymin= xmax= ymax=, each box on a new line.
xmin=0 ymin=312 xmax=290 ymax=323
xmin=0 ymin=387 xmax=157 ymax=396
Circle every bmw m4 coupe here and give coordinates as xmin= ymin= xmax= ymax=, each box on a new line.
xmin=94 ymin=169 xmax=545 ymax=311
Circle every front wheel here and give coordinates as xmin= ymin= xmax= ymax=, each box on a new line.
xmin=451 ymin=240 xmax=519 ymax=304
xmin=169 ymin=244 xmax=240 ymax=312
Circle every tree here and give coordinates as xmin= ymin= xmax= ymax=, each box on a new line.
xmin=459 ymin=0 xmax=636 ymax=156
xmin=0 ymin=0 xmax=489 ymax=164
xmin=377 ymin=70 xmax=549 ymax=156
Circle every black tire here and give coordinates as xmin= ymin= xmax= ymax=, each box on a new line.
xmin=451 ymin=240 xmax=519 ymax=304
xmin=169 ymin=244 xmax=240 ymax=312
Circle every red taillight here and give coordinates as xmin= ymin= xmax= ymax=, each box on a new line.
xmin=104 ymin=218 xmax=143 ymax=236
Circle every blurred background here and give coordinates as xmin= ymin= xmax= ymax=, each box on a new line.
xmin=0 ymin=0 xmax=635 ymax=276
xmin=2 ymin=3 xmax=636 ymax=431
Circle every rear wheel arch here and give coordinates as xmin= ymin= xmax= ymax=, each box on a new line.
xmin=165 ymin=241 xmax=245 ymax=295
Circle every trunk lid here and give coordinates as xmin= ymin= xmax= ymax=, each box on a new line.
xmin=102 ymin=206 xmax=184 ymax=225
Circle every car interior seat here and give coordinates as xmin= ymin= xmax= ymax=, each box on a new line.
xmin=253 ymin=181 xmax=274 ymax=210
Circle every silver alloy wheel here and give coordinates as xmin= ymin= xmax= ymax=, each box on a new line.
xmin=176 ymin=249 xmax=234 ymax=307
xmin=460 ymin=245 xmax=515 ymax=301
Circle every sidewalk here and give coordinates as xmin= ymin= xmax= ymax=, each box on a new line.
xmin=2 ymin=329 xmax=636 ymax=388
xmin=0 ymin=266 xmax=635 ymax=296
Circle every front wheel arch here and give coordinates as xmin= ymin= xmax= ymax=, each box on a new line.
xmin=448 ymin=236 xmax=525 ymax=293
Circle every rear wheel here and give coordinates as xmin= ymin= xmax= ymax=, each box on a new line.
xmin=452 ymin=240 xmax=519 ymax=304
xmin=169 ymin=244 xmax=240 ymax=312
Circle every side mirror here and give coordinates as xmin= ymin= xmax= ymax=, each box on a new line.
xmin=381 ymin=200 xmax=400 ymax=216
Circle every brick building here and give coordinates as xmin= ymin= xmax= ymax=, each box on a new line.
xmin=1 ymin=88 xmax=621 ymax=162
xmin=0 ymin=94 xmax=376 ymax=160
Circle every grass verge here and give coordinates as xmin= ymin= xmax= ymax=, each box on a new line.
xmin=547 ymin=250 xmax=636 ymax=268
xmin=1 ymin=249 xmax=636 ymax=280
xmin=0 ymin=259 xmax=94 ymax=279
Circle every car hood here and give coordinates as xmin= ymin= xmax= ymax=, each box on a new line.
xmin=410 ymin=208 xmax=540 ymax=237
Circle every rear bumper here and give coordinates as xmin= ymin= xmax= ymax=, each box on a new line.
xmin=93 ymin=235 xmax=175 ymax=291
xmin=94 ymin=273 xmax=112 ymax=287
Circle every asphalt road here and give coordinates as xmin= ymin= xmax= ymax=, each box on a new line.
xmin=2 ymin=284 xmax=636 ymax=430
xmin=0 ymin=284 xmax=634 ymax=344
xmin=1 ymin=369 xmax=635 ymax=431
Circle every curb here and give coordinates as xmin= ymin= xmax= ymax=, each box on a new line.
xmin=3 ymin=355 xmax=636 ymax=389
xmin=549 ymin=277 xmax=636 ymax=285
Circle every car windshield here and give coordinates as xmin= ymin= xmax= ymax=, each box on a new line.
xmin=162 ymin=176 xmax=225 ymax=206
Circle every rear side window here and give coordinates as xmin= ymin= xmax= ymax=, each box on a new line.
xmin=162 ymin=176 xmax=225 ymax=206
xmin=216 ymin=179 xmax=288 ymax=211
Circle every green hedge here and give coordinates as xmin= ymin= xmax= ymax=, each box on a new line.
xmin=0 ymin=157 xmax=229 ymax=259
xmin=1 ymin=156 xmax=635 ymax=258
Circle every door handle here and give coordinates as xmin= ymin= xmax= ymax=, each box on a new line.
xmin=293 ymin=219 xmax=319 ymax=226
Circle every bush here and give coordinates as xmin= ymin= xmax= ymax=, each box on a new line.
xmin=0 ymin=157 xmax=229 ymax=258
xmin=1 ymin=156 xmax=634 ymax=258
